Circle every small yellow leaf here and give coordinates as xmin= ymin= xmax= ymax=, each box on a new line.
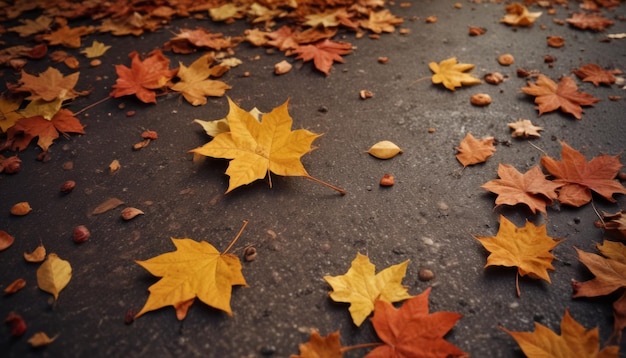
xmin=80 ymin=40 xmax=111 ymax=58
xmin=28 ymin=332 xmax=58 ymax=347
xmin=24 ymin=244 xmax=46 ymax=262
xmin=37 ymin=253 xmax=72 ymax=301
xmin=429 ymin=57 xmax=481 ymax=91
xmin=367 ymin=140 xmax=403 ymax=159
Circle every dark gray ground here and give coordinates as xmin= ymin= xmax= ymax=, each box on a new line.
xmin=1 ymin=1 xmax=626 ymax=357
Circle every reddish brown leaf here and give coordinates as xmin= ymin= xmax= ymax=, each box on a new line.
xmin=366 ymin=287 xmax=467 ymax=358
xmin=7 ymin=109 xmax=85 ymax=152
xmin=290 ymin=39 xmax=352 ymax=76
xmin=599 ymin=210 xmax=626 ymax=241
xmin=291 ymin=330 xmax=343 ymax=358
xmin=572 ymin=63 xmax=616 ymax=87
xmin=521 ymin=75 xmax=600 ymax=119
xmin=567 ymin=12 xmax=614 ymax=31
xmin=481 ymin=164 xmax=562 ymax=215
xmin=540 ymin=141 xmax=626 ymax=207
xmin=455 ymin=133 xmax=495 ymax=167
xmin=110 ymin=50 xmax=177 ymax=104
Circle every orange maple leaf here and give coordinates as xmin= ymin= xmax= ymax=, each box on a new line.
xmin=540 ymin=141 xmax=626 ymax=207
xmin=135 ymin=234 xmax=247 ymax=320
xmin=169 ymin=54 xmax=231 ymax=106
xmin=111 ymin=50 xmax=177 ymax=104
xmin=567 ymin=12 xmax=614 ymax=31
xmin=291 ymin=330 xmax=343 ymax=358
xmin=14 ymin=67 xmax=81 ymax=102
xmin=41 ymin=23 xmax=94 ymax=48
xmin=481 ymin=164 xmax=562 ymax=215
xmin=474 ymin=215 xmax=563 ymax=296
xmin=267 ymin=25 xmax=299 ymax=51
xmin=290 ymin=39 xmax=352 ymax=76
xmin=164 ymin=28 xmax=236 ymax=54
xmin=455 ymin=133 xmax=495 ymax=167
xmin=500 ymin=309 xmax=619 ymax=357
xmin=573 ymin=242 xmax=626 ymax=342
xmin=521 ymin=74 xmax=601 ymax=119
xmin=7 ymin=109 xmax=85 ymax=152
xmin=572 ymin=63 xmax=616 ymax=87
xmin=366 ymin=287 xmax=467 ymax=358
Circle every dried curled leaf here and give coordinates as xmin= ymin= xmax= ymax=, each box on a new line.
xmin=121 ymin=207 xmax=144 ymax=221
xmin=0 ymin=230 xmax=15 ymax=251
xmin=367 ymin=140 xmax=403 ymax=159
xmin=24 ymin=244 xmax=46 ymax=262
xmin=92 ymin=197 xmax=125 ymax=215
xmin=28 ymin=332 xmax=58 ymax=347
xmin=4 ymin=278 xmax=26 ymax=294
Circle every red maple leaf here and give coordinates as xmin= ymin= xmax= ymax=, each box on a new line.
xmin=521 ymin=74 xmax=600 ymax=119
xmin=366 ymin=287 xmax=467 ymax=358
xmin=7 ymin=109 xmax=85 ymax=151
xmin=540 ymin=141 xmax=626 ymax=207
xmin=110 ymin=49 xmax=177 ymax=104
xmin=290 ymin=39 xmax=352 ymax=76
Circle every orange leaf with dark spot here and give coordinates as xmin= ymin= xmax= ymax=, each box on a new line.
xmin=521 ymin=74 xmax=600 ymax=119
xmin=366 ymin=287 xmax=467 ymax=358
xmin=540 ymin=141 xmax=626 ymax=207
xmin=111 ymin=50 xmax=177 ymax=104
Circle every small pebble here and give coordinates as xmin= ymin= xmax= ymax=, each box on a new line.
xmin=418 ymin=269 xmax=435 ymax=281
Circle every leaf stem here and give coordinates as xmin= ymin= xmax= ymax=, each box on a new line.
xmin=410 ymin=76 xmax=431 ymax=86
xmin=304 ymin=175 xmax=346 ymax=195
xmin=340 ymin=342 xmax=382 ymax=353
xmin=73 ymin=96 xmax=111 ymax=116
xmin=222 ymin=220 xmax=249 ymax=255
xmin=515 ymin=271 xmax=521 ymax=298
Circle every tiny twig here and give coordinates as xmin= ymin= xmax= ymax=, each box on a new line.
xmin=590 ymin=199 xmax=605 ymax=227
xmin=528 ymin=141 xmax=548 ymax=156
xmin=73 ymin=96 xmax=111 ymax=116
xmin=410 ymin=76 xmax=431 ymax=86
xmin=340 ymin=342 xmax=382 ymax=353
xmin=515 ymin=271 xmax=521 ymax=298
xmin=222 ymin=220 xmax=249 ymax=255
xmin=304 ymin=175 xmax=346 ymax=195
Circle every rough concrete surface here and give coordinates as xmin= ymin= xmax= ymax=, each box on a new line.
xmin=1 ymin=1 xmax=626 ymax=357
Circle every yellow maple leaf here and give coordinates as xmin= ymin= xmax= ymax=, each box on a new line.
xmin=360 ymin=9 xmax=404 ymax=34
xmin=0 ymin=96 xmax=24 ymax=132
xmin=190 ymin=98 xmax=345 ymax=194
xmin=37 ymin=253 xmax=72 ymax=301
xmin=429 ymin=57 xmax=481 ymax=91
xmin=323 ymin=253 xmax=412 ymax=326
xmin=19 ymin=98 xmax=63 ymax=120
xmin=500 ymin=309 xmax=619 ymax=358
xmin=80 ymin=40 xmax=111 ymax=58
xmin=169 ymin=54 xmax=231 ymax=106
xmin=474 ymin=215 xmax=563 ymax=296
xmin=135 ymin=235 xmax=247 ymax=320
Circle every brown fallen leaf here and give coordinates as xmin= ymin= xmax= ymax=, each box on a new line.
xmin=598 ymin=210 xmax=626 ymax=241
xmin=500 ymin=3 xmax=542 ymax=27
xmin=481 ymin=164 xmax=562 ymax=215
xmin=4 ymin=278 xmax=26 ymax=295
xmin=508 ymin=119 xmax=543 ymax=138
xmin=455 ymin=133 xmax=495 ymax=167
xmin=540 ymin=141 xmax=626 ymax=207
xmin=28 ymin=332 xmax=58 ymax=347
xmin=572 ymin=242 xmax=626 ymax=342
xmin=0 ymin=230 xmax=15 ymax=251
xmin=92 ymin=197 xmax=125 ymax=215
xmin=521 ymin=74 xmax=601 ymax=119
xmin=567 ymin=12 xmax=614 ymax=32
xmin=24 ymin=244 xmax=46 ymax=262
xmin=572 ymin=63 xmax=616 ymax=87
